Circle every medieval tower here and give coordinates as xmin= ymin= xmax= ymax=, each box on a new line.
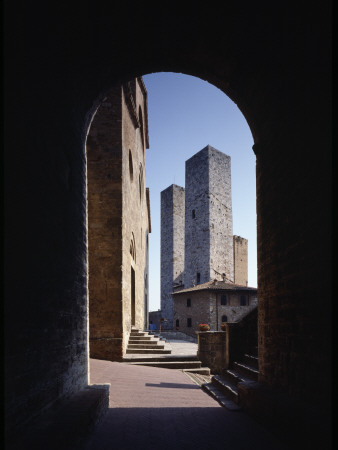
xmin=160 ymin=185 xmax=185 ymax=328
xmin=184 ymin=145 xmax=234 ymax=288
xmin=158 ymin=145 xmax=247 ymax=328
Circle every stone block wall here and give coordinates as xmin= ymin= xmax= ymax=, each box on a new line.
xmin=197 ymin=331 xmax=227 ymax=374
xmin=160 ymin=184 xmax=185 ymax=328
xmin=87 ymin=78 xmax=150 ymax=361
xmin=233 ymin=235 xmax=248 ymax=286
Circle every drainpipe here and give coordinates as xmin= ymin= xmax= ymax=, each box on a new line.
xmin=216 ymin=294 xmax=219 ymax=331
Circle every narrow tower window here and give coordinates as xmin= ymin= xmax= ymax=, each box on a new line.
xmin=197 ymin=272 xmax=200 ymax=284
xmin=187 ymin=318 xmax=192 ymax=327
xmin=221 ymin=295 xmax=227 ymax=306
xmin=129 ymin=150 xmax=133 ymax=181
xmin=187 ymin=298 xmax=191 ymax=307
xmin=192 ymin=209 xmax=195 ymax=218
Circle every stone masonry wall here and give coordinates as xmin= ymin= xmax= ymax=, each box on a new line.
xmin=160 ymin=184 xmax=185 ymax=328
xmin=233 ymin=235 xmax=248 ymax=285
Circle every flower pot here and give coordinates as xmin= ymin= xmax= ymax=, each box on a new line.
xmin=221 ymin=323 xmax=226 ymax=331
xmin=199 ymin=324 xmax=210 ymax=332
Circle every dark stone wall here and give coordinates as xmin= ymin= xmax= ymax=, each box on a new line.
xmin=5 ymin=0 xmax=331 ymax=433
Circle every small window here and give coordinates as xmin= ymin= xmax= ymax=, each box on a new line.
xmin=192 ymin=209 xmax=195 ymax=219
xmin=222 ymin=315 xmax=228 ymax=322
xmin=197 ymin=272 xmax=200 ymax=283
xmin=139 ymin=164 xmax=144 ymax=201
xmin=187 ymin=298 xmax=191 ymax=307
xmin=187 ymin=318 xmax=192 ymax=327
xmin=129 ymin=150 xmax=133 ymax=181
xmin=240 ymin=295 xmax=247 ymax=306
xmin=176 ymin=319 xmax=179 ymax=328
xmin=221 ymin=295 xmax=227 ymax=306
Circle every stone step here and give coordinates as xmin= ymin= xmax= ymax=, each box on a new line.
xmin=7 ymin=384 xmax=110 ymax=450
xmin=243 ymin=353 xmax=259 ymax=369
xmin=221 ymin=368 xmax=254 ymax=385
xmin=127 ymin=343 xmax=165 ymax=349
xmin=129 ymin=335 xmax=153 ymax=341
xmin=125 ymin=348 xmax=171 ymax=354
xmin=123 ymin=355 xmax=198 ymax=362
xmin=124 ymin=360 xmax=202 ymax=369
xmin=202 ymin=383 xmax=242 ymax=411
xmin=183 ymin=367 xmax=210 ymax=375
xmin=233 ymin=361 xmax=259 ymax=381
xmin=128 ymin=340 xmax=160 ymax=346
xmin=212 ymin=375 xmax=239 ymax=403
xmin=130 ymin=332 xmax=148 ymax=337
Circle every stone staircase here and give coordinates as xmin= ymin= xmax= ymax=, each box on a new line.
xmin=125 ymin=327 xmax=171 ymax=355
xmin=200 ymin=348 xmax=259 ymax=411
xmin=123 ymin=327 xmax=210 ymax=374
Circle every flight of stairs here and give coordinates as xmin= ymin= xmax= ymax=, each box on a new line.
xmin=123 ymin=327 xmax=210 ymax=374
xmin=201 ymin=348 xmax=259 ymax=411
xmin=125 ymin=327 xmax=171 ymax=355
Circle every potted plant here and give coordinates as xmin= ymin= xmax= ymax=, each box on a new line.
xmin=221 ymin=322 xmax=226 ymax=331
xmin=199 ymin=323 xmax=210 ymax=332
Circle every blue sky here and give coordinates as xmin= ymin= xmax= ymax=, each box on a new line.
xmin=143 ymin=72 xmax=257 ymax=312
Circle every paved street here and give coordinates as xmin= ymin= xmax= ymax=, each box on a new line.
xmin=83 ymin=358 xmax=290 ymax=450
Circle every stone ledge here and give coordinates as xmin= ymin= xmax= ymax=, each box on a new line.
xmin=6 ymin=384 xmax=110 ymax=450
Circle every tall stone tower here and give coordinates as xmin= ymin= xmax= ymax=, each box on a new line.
xmin=184 ymin=145 xmax=234 ymax=288
xmin=233 ymin=235 xmax=248 ymax=286
xmin=160 ymin=184 xmax=185 ymax=328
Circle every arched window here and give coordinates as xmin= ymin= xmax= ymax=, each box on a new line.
xmin=222 ymin=315 xmax=228 ymax=323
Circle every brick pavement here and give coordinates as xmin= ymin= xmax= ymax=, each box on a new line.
xmin=83 ymin=359 xmax=291 ymax=450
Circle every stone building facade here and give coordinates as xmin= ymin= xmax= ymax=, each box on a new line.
xmin=158 ymin=145 xmax=248 ymax=327
xmin=173 ymin=280 xmax=257 ymax=337
xmin=87 ymin=77 xmax=151 ymax=361
xmin=233 ymin=235 xmax=248 ymax=285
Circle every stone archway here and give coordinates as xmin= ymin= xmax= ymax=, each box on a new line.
xmin=5 ymin=0 xmax=331 ymax=436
